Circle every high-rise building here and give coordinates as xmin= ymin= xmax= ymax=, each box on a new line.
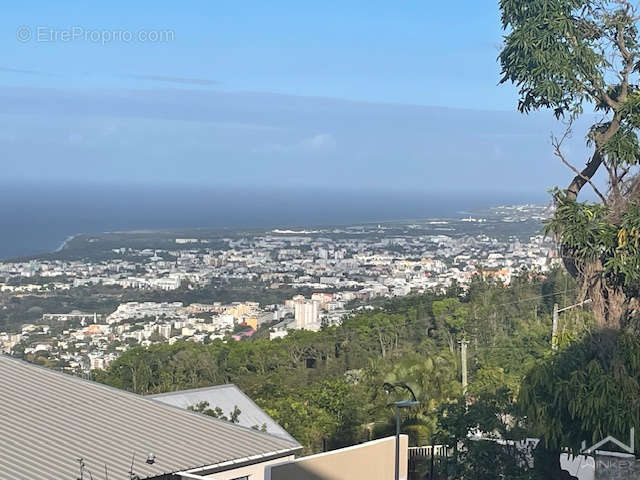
xmin=294 ymin=300 xmax=320 ymax=329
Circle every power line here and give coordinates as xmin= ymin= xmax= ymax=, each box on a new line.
xmin=336 ymin=289 xmax=578 ymax=336
xmin=310 ymin=290 xmax=579 ymax=353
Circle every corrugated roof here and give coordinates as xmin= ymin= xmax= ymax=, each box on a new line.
xmin=0 ymin=355 xmax=301 ymax=480
xmin=148 ymin=385 xmax=297 ymax=442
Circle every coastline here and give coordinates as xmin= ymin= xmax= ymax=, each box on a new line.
xmin=55 ymin=234 xmax=78 ymax=253
xmin=0 ymin=202 xmax=546 ymax=261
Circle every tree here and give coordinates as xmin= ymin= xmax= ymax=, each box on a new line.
xmin=148 ymin=330 xmax=164 ymax=343
xmin=500 ymin=0 xmax=640 ymax=329
xmin=516 ymin=329 xmax=640 ymax=479
xmin=188 ymin=401 xmax=242 ymax=423
xmin=375 ymin=351 xmax=461 ymax=446
xmin=229 ymin=405 xmax=241 ymax=423
xmin=307 ymin=379 xmax=365 ymax=449
xmin=343 ymin=312 xmax=406 ymax=359
xmin=520 ymin=330 xmax=640 ymax=454
xmin=432 ymin=298 xmax=468 ymax=353
xmin=436 ymin=389 xmax=532 ymax=480
xmin=263 ymin=399 xmax=338 ymax=454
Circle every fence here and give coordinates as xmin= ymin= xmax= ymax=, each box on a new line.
xmin=408 ymin=445 xmax=451 ymax=480
xmin=408 ymin=445 xmax=448 ymax=458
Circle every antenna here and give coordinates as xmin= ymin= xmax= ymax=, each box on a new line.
xmin=77 ymin=457 xmax=95 ymax=480
xmin=129 ymin=452 xmax=141 ymax=480
xmin=129 ymin=452 xmax=135 ymax=479
xmin=77 ymin=457 xmax=85 ymax=480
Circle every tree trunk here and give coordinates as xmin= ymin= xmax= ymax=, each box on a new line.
xmin=580 ymin=259 xmax=628 ymax=330
xmin=560 ymin=127 xmax=634 ymax=330
xmin=378 ymin=331 xmax=386 ymax=358
xmin=533 ymin=446 xmax=577 ymax=480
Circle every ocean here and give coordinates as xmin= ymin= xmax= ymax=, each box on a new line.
xmin=0 ymin=182 xmax=547 ymax=260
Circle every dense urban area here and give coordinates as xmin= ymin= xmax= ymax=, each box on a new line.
xmin=0 ymin=204 xmax=554 ymax=374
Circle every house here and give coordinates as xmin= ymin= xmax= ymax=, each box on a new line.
xmin=0 ymin=354 xmax=410 ymax=480
xmin=0 ymin=355 xmax=301 ymax=480
xmin=149 ymin=384 xmax=296 ymax=442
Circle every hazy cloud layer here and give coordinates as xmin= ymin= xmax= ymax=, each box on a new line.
xmin=0 ymin=86 xmax=597 ymax=193
xmin=0 ymin=66 xmax=52 ymax=76
xmin=125 ymin=74 xmax=220 ymax=86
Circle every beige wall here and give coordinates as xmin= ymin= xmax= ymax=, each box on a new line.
xmin=266 ymin=436 xmax=408 ymax=480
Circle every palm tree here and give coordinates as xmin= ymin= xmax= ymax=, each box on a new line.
xmin=376 ymin=351 xmax=461 ymax=446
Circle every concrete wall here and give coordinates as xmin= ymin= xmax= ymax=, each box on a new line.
xmin=266 ymin=436 xmax=408 ymax=480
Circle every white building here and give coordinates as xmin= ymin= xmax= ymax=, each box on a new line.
xmin=294 ymin=300 xmax=320 ymax=330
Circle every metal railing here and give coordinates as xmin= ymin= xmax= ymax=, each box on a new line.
xmin=408 ymin=445 xmax=448 ymax=458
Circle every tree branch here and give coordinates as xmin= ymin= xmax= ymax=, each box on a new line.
xmin=553 ymin=130 xmax=608 ymax=204
xmin=566 ymin=109 xmax=624 ymax=199
xmin=619 ymin=165 xmax=632 ymax=181
xmin=615 ymin=21 xmax=636 ymax=102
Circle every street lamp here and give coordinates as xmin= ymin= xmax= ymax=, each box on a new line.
xmin=383 ymin=383 xmax=420 ymax=480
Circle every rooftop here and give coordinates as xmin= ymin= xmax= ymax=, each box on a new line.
xmin=149 ymin=384 xmax=297 ymax=443
xmin=0 ymin=355 xmax=301 ymax=480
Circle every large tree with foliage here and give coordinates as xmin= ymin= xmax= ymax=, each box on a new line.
xmin=500 ymin=1 xmax=640 ymax=477
xmin=519 ymin=330 xmax=640 ymax=479
xmin=520 ymin=331 xmax=640 ymax=451
xmin=500 ymin=0 xmax=640 ymax=329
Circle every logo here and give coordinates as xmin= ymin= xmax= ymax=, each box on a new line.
xmin=16 ymin=26 xmax=32 ymax=42
xmin=582 ymin=428 xmax=635 ymax=456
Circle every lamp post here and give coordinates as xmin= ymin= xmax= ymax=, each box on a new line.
xmin=384 ymin=383 xmax=420 ymax=480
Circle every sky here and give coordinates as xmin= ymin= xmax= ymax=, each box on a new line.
xmin=0 ymin=1 xmax=599 ymax=194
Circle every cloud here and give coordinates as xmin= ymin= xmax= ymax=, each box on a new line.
xmin=254 ymin=133 xmax=337 ymax=154
xmin=0 ymin=85 xmax=589 ymax=191
xmin=301 ymin=133 xmax=336 ymax=150
xmin=0 ymin=66 xmax=52 ymax=76
xmin=66 ymin=133 xmax=84 ymax=145
xmin=126 ymin=74 xmax=220 ymax=86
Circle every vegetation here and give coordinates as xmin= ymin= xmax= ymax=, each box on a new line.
xmin=499 ymin=1 xmax=640 ymax=477
xmin=188 ymin=401 xmax=242 ymax=423
xmin=520 ymin=330 xmax=640 ymax=452
xmin=435 ymin=389 xmax=531 ymax=480
xmin=499 ymin=0 xmax=640 ymax=328
xmin=95 ymin=271 xmax=585 ymax=459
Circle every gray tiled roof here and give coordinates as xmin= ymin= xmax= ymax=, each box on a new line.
xmin=149 ymin=385 xmax=297 ymax=442
xmin=0 ymin=355 xmax=301 ymax=480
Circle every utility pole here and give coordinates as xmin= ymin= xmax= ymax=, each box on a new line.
xmin=459 ymin=340 xmax=468 ymax=395
xmin=551 ymin=303 xmax=559 ymax=352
